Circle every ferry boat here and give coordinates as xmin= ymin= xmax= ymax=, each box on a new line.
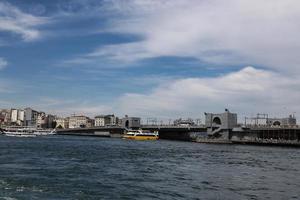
xmin=123 ymin=129 xmax=159 ymax=140
xmin=3 ymin=127 xmax=56 ymax=137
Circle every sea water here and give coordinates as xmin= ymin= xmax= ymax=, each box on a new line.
xmin=0 ymin=135 xmax=299 ymax=199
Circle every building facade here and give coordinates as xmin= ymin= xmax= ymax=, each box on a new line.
xmin=10 ymin=109 xmax=18 ymax=123
xmin=55 ymin=117 xmax=69 ymax=129
xmin=69 ymin=115 xmax=91 ymax=129
xmin=94 ymin=115 xmax=105 ymax=127
xmin=1 ymin=107 xmax=54 ymax=128
xmin=24 ymin=107 xmax=39 ymax=127
xmin=10 ymin=109 xmax=25 ymax=126
xmin=0 ymin=109 xmax=11 ymax=127
xmin=36 ymin=113 xmax=56 ymax=129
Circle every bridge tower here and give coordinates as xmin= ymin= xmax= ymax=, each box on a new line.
xmin=204 ymin=109 xmax=237 ymax=140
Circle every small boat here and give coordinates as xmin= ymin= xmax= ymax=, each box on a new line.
xmin=123 ymin=129 xmax=159 ymax=140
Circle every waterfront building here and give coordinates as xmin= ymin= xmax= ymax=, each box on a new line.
xmin=87 ymin=118 xmax=94 ymax=128
xmin=18 ymin=110 xmax=25 ymax=121
xmin=10 ymin=109 xmax=25 ymax=126
xmin=10 ymin=109 xmax=18 ymax=123
xmin=94 ymin=115 xmax=105 ymax=127
xmin=36 ymin=113 xmax=55 ymax=129
xmin=0 ymin=109 xmax=11 ymax=127
xmin=24 ymin=107 xmax=39 ymax=127
xmin=109 ymin=115 xmax=118 ymax=125
xmin=36 ymin=112 xmax=47 ymax=128
xmin=47 ymin=115 xmax=56 ymax=128
xmin=55 ymin=117 xmax=69 ymax=129
xmin=94 ymin=114 xmax=118 ymax=127
xmin=69 ymin=115 xmax=91 ymax=128
xmin=18 ymin=110 xmax=25 ymax=124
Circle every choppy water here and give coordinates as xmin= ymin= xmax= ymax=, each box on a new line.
xmin=0 ymin=135 xmax=300 ymax=200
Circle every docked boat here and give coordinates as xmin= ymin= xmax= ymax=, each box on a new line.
xmin=3 ymin=127 xmax=56 ymax=137
xmin=123 ymin=129 xmax=159 ymax=140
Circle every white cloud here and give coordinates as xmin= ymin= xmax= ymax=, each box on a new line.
xmin=0 ymin=57 xmax=8 ymax=70
xmin=0 ymin=2 xmax=48 ymax=41
xmin=15 ymin=67 xmax=300 ymax=121
xmin=32 ymin=97 xmax=113 ymax=117
xmin=74 ymin=0 xmax=300 ymax=74
xmin=116 ymin=66 xmax=300 ymax=119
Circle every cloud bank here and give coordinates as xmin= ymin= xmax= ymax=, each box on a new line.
xmin=67 ymin=0 xmax=300 ymax=74
xmin=116 ymin=67 xmax=300 ymax=119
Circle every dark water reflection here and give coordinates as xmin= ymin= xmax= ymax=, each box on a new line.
xmin=0 ymin=135 xmax=299 ymax=199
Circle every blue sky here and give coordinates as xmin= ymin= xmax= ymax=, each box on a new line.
xmin=1 ymin=0 xmax=300 ymax=120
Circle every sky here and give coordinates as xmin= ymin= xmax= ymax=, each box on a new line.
xmin=1 ymin=0 xmax=300 ymax=122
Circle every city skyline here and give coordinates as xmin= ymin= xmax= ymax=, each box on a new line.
xmin=0 ymin=0 xmax=300 ymax=119
xmin=0 ymin=106 xmax=297 ymax=127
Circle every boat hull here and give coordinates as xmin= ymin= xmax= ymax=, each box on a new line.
xmin=2 ymin=128 xmax=56 ymax=137
xmin=123 ymin=135 xmax=159 ymax=140
xmin=5 ymin=133 xmax=36 ymax=137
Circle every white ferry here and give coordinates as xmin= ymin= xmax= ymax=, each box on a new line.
xmin=123 ymin=129 xmax=159 ymax=140
xmin=3 ymin=127 xmax=56 ymax=137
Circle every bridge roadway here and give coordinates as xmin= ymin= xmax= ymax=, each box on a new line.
xmin=56 ymin=125 xmax=207 ymax=140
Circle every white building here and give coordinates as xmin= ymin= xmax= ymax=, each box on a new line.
xmin=69 ymin=115 xmax=91 ymax=129
xmin=10 ymin=109 xmax=18 ymax=123
xmin=10 ymin=108 xmax=25 ymax=126
xmin=95 ymin=115 xmax=105 ymax=127
xmin=18 ymin=110 xmax=25 ymax=122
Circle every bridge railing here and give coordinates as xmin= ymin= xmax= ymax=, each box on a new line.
xmin=141 ymin=124 xmax=206 ymax=128
xmin=244 ymin=124 xmax=299 ymax=129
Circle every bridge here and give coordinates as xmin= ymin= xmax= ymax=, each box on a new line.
xmin=56 ymin=124 xmax=300 ymax=146
xmin=56 ymin=125 xmax=207 ymax=141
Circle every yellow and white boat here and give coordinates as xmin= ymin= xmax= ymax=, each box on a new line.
xmin=123 ymin=130 xmax=159 ymax=140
